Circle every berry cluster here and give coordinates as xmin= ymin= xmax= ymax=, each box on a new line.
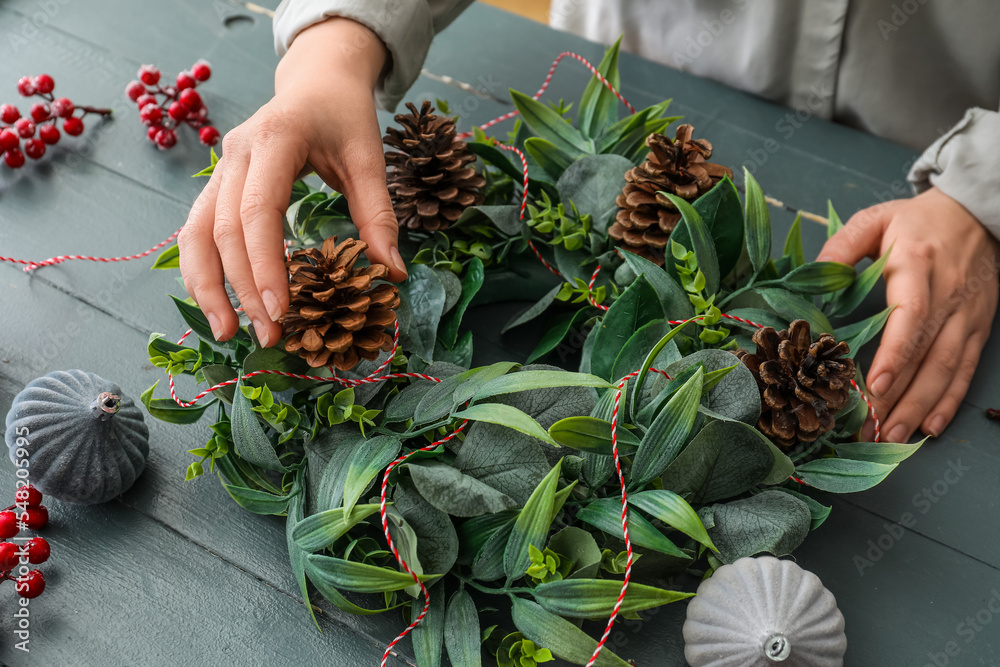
xmin=125 ymin=62 xmax=220 ymax=150
xmin=0 ymin=486 xmax=49 ymax=599
xmin=0 ymin=74 xmax=113 ymax=169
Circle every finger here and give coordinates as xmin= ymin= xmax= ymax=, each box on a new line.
xmin=920 ymin=328 xmax=988 ymax=437
xmin=178 ymin=169 xmax=238 ymax=341
xmin=880 ymin=315 xmax=972 ymax=443
xmin=213 ymin=145 xmax=283 ymax=347
xmin=330 ymin=134 xmax=407 ymax=281
xmin=241 ymin=128 xmax=308 ymax=323
xmin=865 ymin=263 xmax=939 ymax=407
xmin=816 ymin=202 xmax=891 ymax=265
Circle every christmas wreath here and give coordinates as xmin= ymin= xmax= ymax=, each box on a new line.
xmin=142 ymin=41 xmax=916 ymax=666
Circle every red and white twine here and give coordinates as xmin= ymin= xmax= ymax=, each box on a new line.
xmin=2 ymin=50 xmax=882 ymax=665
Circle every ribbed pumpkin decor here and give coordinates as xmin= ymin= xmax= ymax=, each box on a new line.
xmin=683 ymin=556 xmax=847 ymax=666
xmin=5 ymin=370 xmax=149 ymax=505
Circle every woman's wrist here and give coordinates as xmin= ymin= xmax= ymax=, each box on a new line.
xmin=275 ymin=17 xmax=389 ymax=95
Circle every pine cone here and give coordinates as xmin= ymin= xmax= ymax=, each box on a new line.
xmin=384 ymin=101 xmax=486 ymax=233
xmin=280 ymin=237 xmax=400 ymax=371
xmin=736 ymin=320 xmax=856 ymax=448
xmin=609 ymin=124 xmax=732 ymax=265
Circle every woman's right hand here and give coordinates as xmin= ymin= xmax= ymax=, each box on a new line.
xmin=179 ymin=17 xmax=407 ymax=349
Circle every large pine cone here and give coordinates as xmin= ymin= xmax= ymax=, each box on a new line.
xmin=737 ymin=320 xmax=856 ymax=448
xmin=280 ymin=237 xmax=400 ymax=371
xmin=384 ymin=101 xmax=486 ymax=232
xmin=610 ymin=124 xmax=732 ymax=265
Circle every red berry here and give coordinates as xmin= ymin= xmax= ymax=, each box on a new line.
xmin=16 ymin=76 xmax=35 ymax=97
xmin=199 ymin=126 xmax=220 ymax=146
xmin=63 ymin=117 xmax=84 ymax=136
xmin=176 ymin=72 xmax=196 ymax=91
xmin=0 ymin=512 xmax=17 ymax=538
xmin=191 ymin=61 xmax=212 ymax=82
xmin=0 ymin=104 xmax=19 ymax=124
xmin=13 ymin=118 xmax=35 ymax=138
xmin=139 ymin=103 xmax=163 ymax=126
xmin=147 ymin=125 xmax=161 ymax=143
xmin=138 ymin=65 xmax=161 ymax=86
xmin=3 ymin=150 xmax=24 ymax=169
xmin=51 ymin=97 xmax=75 ymax=118
xmin=30 ymin=102 xmax=51 ymax=123
xmin=14 ymin=485 xmax=42 ymax=508
xmin=0 ymin=543 xmax=18 ymax=571
xmin=179 ymin=88 xmax=202 ymax=111
xmin=21 ymin=506 xmax=47 ymax=530
xmin=23 ymin=139 xmax=45 ymax=160
xmin=168 ymin=101 xmax=189 ymax=121
xmin=15 ymin=570 xmax=44 ymax=599
xmin=135 ymin=93 xmax=157 ymax=110
xmin=0 ymin=129 xmax=18 ymax=152
xmin=155 ymin=128 xmax=177 ymax=150
xmin=125 ymin=80 xmax=146 ymax=102
xmin=33 ymin=74 xmax=55 ymax=95
xmin=22 ymin=537 xmax=49 ymax=565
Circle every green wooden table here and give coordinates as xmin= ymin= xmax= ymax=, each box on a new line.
xmin=1 ymin=2 xmax=998 ymax=665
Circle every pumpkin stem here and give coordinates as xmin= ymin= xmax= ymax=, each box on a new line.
xmin=92 ymin=392 xmax=122 ymax=419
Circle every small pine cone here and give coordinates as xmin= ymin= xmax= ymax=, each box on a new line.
xmin=737 ymin=320 xmax=856 ymax=448
xmin=280 ymin=237 xmax=400 ymax=371
xmin=384 ymin=100 xmax=486 ymax=232
xmin=609 ymin=124 xmax=732 ymax=265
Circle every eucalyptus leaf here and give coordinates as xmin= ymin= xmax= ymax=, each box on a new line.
xmin=408 ymin=463 xmax=518 ymax=517
xmin=456 ymin=423 xmax=550 ymax=505
xmin=794 ymin=458 xmax=898 ymax=493
xmin=619 ymin=249 xmax=695 ymax=321
xmin=439 ymin=257 xmax=486 ymax=347
xmin=664 ymin=349 xmax=761 ymax=425
xmin=398 ymin=264 xmax=448 ymax=363
xmin=394 ymin=479 xmax=460 ymax=575
xmin=702 ymin=490 xmax=811 ymax=563
xmin=663 ymin=194 xmax=720 ymax=296
xmin=693 ymin=176 xmax=744 ymax=279
xmin=547 ymin=526 xmax=603 ymax=579
xmin=591 ymin=276 xmax=664 ymax=381
xmin=445 ymin=589 xmax=482 ymax=667
xmin=556 ymin=154 xmax=633 ymax=233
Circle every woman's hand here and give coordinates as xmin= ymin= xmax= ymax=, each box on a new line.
xmin=818 ymin=186 xmax=999 ymax=442
xmin=178 ymin=17 xmax=406 ymax=349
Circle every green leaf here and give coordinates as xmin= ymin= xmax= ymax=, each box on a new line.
xmin=304 ymin=554 xmax=437 ymax=593
xmin=828 ymin=246 xmax=892 ymax=317
xmin=413 ymin=367 xmax=483 ymax=425
xmin=577 ymin=36 xmax=622 ymax=139
xmin=452 ymin=404 xmax=559 ymax=447
xmin=394 ymin=479 xmax=460 ymax=574
xmin=743 ymin=168 xmax=772 ymax=277
xmin=139 ymin=382 xmax=213 ymax=424
xmin=170 ymin=295 xmax=248 ymax=348
xmin=242 ymin=345 xmax=312 ymax=392
xmin=663 ymin=194 xmax=720 ymax=297
xmin=629 ymin=490 xmax=716 ymax=552
xmin=547 ymin=526 xmax=603 ymax=579
xmin=504 ymin=460 xmax=563 ymax=579
xmin=453 ymin=362 xmax=523 ymax=407
xmin=313 ymin=429 xmax=367 ymax=510
xmin=231 ymin=379 xmax=285 ymax=471
xmin=532 ymin=579 xmax=694 ymax=619
xmin=503 ymin=285 xmax=563 ymax=333
xmin=548 ymin=416 xmax=640 ymax=455
xmin=762 ymin=261 xmax=856 ymax=295
xmin=341 ymin=435 xmax=402 ymax=515
xmin=292 ymin=504 xmax=381 ymax=552
xmin=759 ymin=288 xmax=834 ymax=335
xmin=555 ymin=154 xmax=633 ymax=233
xmin=629 ymin=319 xmax=700 ymax=418
xmin=456 ymin=203 xmax=523 ymax=238
xmin=832 ymin=437 xmax=925 ymax=465
xmin=510 ymin=89 xmax=591 ymax=156
xmin=284 ymin=473 xmax=319 ymax=628
xmin=611 ymin=319 xmax=668 ymax=384
xmin=510 ymin=598 xmax=631 ymax=667
xmin=702 ymin=490 xmax=811 ymax=563
xmin=526 ymin=309 xmax=590 ymax=365
xmin=771 ymin=487 xmax=832 ymax=530
xmin=835 ymin=305 xmax=894 ymax=354
xmin=456 ymin=423 xmax=550 ymax=506
xmin=398 ymin=264 xmax=449 ymax=362
xmin=577 ymin=498 xmax=686 ymax=558
xmin=631 ymin=368 xmax=704 ymax=487
xmin=151 ymin=244 xmax=180 ymax=270
xmin=782 ymin=213 xmax=805 ymax=270
xmin=827 ymin=201 xmax=844 ymax=239
xmin=663 ymin=349 xmax=761 ymax=425
xmin=445 ymin=589 xmax=482 ymax=667
xmin=223 ymin=484 xmax=294 ymax=515
xmin=412 ymin=590 xmax=446 ymax=667
xmin=661 ymin=420 xmax=774 ymax=503
xmin=591 ymin=275 xmax=664 ymax=381
xmin=471 ymin=520 xmax=516 ymax=581
xmin=794 ymin=458 xmax=898 ymax=493
xmin=439 ymin=257 xmax=485 ymax=348
xmin=408 ymin=463 xmax=518 ymax=517
xmin=693 ymin=176 xmax=745 ymax=279
xmin=761 ymin=439 xmax=796 ymax=485
xmin=524 ymin=137 xmax=574 ymax=181
xmin=473 ymin=370 xmax=613 ymax=402
xmin=618 ymin=251 xmax=694 ymax=321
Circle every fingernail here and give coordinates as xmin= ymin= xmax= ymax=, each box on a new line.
xmin=254 ymin=320 xmax=270 ymax=347
xmin=207 ymin=312 xmax=223 ymax=341
xmin=928 ymin=415 xmax=946 ymax=437
xmin=886 ymin=424 xmax=909 ymax=444
xmin=262 ymin=289 xmax=283 ymax=322
xmin=390 ymin=246 xmax=408 ymax=278
xmin=870 ymin=373 xmax=893 ymax=398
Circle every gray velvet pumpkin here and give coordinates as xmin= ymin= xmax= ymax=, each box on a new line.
xmin=683 ymin=556 xmax=847 ymax=666
xmin=5 ymin=370 xmax=149 ymax=505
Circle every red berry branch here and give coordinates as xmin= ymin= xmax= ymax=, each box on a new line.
xmin=0 ymin=485 xmax=49 ymax=600
xmin=125 ymin=62 xmax=220 ymax=150
xmin=0 ymin=74 xmax=113 ymax=169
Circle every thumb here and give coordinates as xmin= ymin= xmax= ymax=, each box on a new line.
xmin=817 ymin=202 xmax=891 ymax=266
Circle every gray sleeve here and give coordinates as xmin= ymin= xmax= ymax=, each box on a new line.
xmin=273 ymin=0 xmax=475 ymax=111
xmin=908 ymin=106 xmax=1000 ymax=239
